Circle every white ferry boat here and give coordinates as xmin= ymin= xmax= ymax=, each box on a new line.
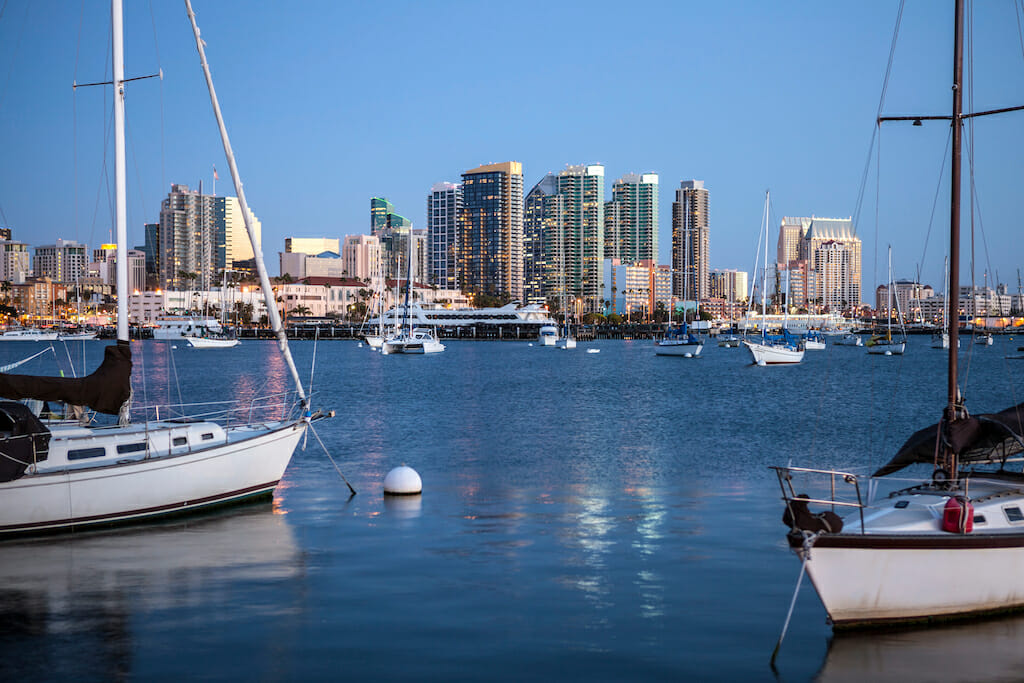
xmin=152 ymin=316 xmax=225 ymax=340
xmin=370 ymin=303 xmax=556 ymax=329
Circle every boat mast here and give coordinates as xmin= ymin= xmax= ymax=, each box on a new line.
xmin=947 ymin=0 xmax=964 ymax=421
xmin=185 ymin=0 xmax=307 ymax=406
xmin=112 ymin=0 xmax=128 ymax=342
xmin=761 ymin=191 xmax=769 ymax=342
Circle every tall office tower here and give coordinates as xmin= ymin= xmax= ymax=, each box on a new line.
xmin=285 ymin=237 xmax=340 ymax=256
xmin=458 ymin=161 xmax=524 ymax=302
xmin=800 ymin=217 xmax=862 ymax=311
xmin=34 ymin=239 xmax=88 ymax=283
xmin=777 ymin=217 xmax=809 ymax=266
xmin=426 ymin=182 xmax=463 ymax=290
xmin=369 ymin=197 xmax=412 ymax=279
xmin=523 ymin=174 xmax=559 ymax=305
xmin=341 ymin=234 xmax=381 ymax=283
xmin=0 ymin=240 xmax=31 ymax=282
xmin=671 ymin=180 xmax=710 ymax=300
xmin=157 ymin=184 xmax=262 ymax=291
xmin=604 ymin=173 xmax=658 ymax=263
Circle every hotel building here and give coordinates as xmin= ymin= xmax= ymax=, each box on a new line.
xmin=672 ymin=180 xmax=710 ymax=301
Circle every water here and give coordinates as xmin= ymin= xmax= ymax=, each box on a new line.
xmin=2 ymin=336 xmax=1023 ymax=681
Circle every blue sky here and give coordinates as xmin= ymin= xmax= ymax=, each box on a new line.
xmin=1 ymin=1 xmax=1022 ymax=295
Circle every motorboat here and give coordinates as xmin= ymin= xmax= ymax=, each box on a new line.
xmin=381 ymin=327 xmax=445 ymax=355
xmin=538 ymin=325 xmax=557 ymax=347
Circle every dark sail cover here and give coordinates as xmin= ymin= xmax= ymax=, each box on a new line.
xmin=0 ymin=341 xmax=132 ymax=416
xmin=0 ymin=401 xmax=50 ymax=482
xmin=873 ymin=402 xmax=1024 ymax=477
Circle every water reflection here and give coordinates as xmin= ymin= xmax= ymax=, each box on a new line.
xmin=383 ymin=494 xmax=423 ymax=519
xmin=816 ymin=616 xmax=1024 ymax=682
xmin=0 ymin=506 xmax=301 ymax=680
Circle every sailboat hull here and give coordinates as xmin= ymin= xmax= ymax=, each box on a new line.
xmin=795 ymin=536 xmax=1024 ymax=627
xmin=654 ymin=340 xmax=703 ymax=356
xmin=743 ymin=340 xmax=803 ymax=364
xmin=186 ymin=336 xmax=240 ymax=348
xmin=0 ymin=420 xmax=305 ymax=537
xmin=867 ymin=341 xmax=906 ymax=355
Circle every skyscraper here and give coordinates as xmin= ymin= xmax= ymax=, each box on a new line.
xmin=523 ymin=174 xmax=559 ymax=305
xmin=800 ymin=217 xmax=861 ymax=310
xmin=369 ymin=197 xmax=413 ymax=279
xmin=523 ymin=165 xmax=605 ymax=313
xmin=604 ymin=173 xmax=658 ymax=263
xmin=426 ymin=182 xmax=462 ymax=290
xmin=458 ymin=161 xmax=524 ymax=302
xmin=157 ymin=184 xmax=261 ymax=290
xmin=671 ymin=180 xmax=710 ymax=300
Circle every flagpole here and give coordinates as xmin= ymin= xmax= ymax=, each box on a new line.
xmin=213 ymin=164 xmax=217 ymax=196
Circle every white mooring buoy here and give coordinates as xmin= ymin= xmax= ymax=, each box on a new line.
xmin=383 ymin=465 xmax=422 ymax=495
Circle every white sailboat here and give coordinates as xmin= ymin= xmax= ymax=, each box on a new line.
xmin=185 ymin=271 xmax=240 ymax=348
xmin=743 ymin=191 xmax=803 ymax=365
xmin=866 ymin=247 xmax=906 ymax=355
xmin=382 ymin=230 xmax=444 ymax=355
xmin=0 ymin=0 xmax=324 ymax=537
xmin=931 ymin=257 xmax=960 ymax=350
xmin=655 ymin=238 xmax=702 ymax=357
xmin=774 ymin=0 xmax=1024 ymax=629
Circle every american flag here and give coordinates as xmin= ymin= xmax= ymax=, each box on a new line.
xmin=213 ymin=165 xmax=219 ymax=180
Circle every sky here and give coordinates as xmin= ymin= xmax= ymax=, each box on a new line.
xmin=1 ymin=0 xmax=1023 ymax=296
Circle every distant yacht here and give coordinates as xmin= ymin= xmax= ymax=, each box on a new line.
xmin=370 ymin=302 xmax=556 ymax=331
xmin=152 ymin=316 xmax=225 ymax=340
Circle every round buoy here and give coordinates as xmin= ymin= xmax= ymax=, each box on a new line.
xmin=384 ymin=465 xmax=422 ymax=495
xmin=684 ymin=353 xmax=693 ymax=358
xmin=357 ymin=343 xmax=363 ymax=348
xmin=885 ymin=350 xmax=892 ymax=356
xmin=757 ymin=359 xmax=767 ymax=366
xmin=171 ymin=345 xmax=178 ymax=349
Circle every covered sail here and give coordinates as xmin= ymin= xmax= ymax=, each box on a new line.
xmin=0 ymin=341 xmax=132 ymax=416
xmin=873 ymin=402 xmax=1024 ymax=477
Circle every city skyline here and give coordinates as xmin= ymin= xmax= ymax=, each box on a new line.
xmin=1 ymin=2 xmax=1023 ymax=295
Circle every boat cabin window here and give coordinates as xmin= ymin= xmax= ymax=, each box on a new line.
xmin=172 ymin=437 xmax=187 ymax=446
xmin=973 ymin=515 xmax=987 ymax=525
xmin=894 ymin=500 xmax=909 ymax=509
xmin=1004 ymin=507 xmax=1024 ymax=523
xmin=68 ymin=447 xmax=106 ymax=461
xmin=202 ymin=433 xmax=214 ymax=441
xmin=117 ymin=442 xmax=147 ymax=454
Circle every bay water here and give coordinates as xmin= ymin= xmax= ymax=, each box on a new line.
xmin=1 ymin=336 xmax=1023 ymax=681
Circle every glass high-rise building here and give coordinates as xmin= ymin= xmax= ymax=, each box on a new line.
xmin=672 ymin=180 xmax=710 ymax=301
xmin=458 ymin=162 xmax=524 ymax=302
xmin=523 ymin=174 xmax=558 ymax=305
xmin=523 ymin=165 xmax=605 ymax=313
xmin=427 ymin=182 xmax=462 ymax=290
xmin=604 ymin=173 xmax=658 ymax=263
xmin=369 ymin=197 xmax=413 ymax=280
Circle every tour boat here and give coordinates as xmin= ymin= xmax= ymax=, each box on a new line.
xmin=774 ymin=0 xmax=1024 ymax=629
xmin=538 ymin=325 xmax=557 ymax=346
xmin=0 ymin=0 xmax=324 ymax=537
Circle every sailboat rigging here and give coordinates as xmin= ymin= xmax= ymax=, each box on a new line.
xmin=743 ymin=191 xmax=803 ymax=365
xmin=0 ymin=0 xmax=327 ymax=537
xmin=773 ymin=0 xmax=1024 ymax=630
xmin=866 ymin=246 xmax=907 ymax=355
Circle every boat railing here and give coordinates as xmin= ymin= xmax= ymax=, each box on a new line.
xmin=128 ymin=390 xmax=301 ymax=427
xmin=771 ymin=465 xmax=867 ymax=533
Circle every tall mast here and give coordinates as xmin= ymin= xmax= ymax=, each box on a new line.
xmin=112 ymin=0 xmax=128 ymax=342
xmin=947 ymin=0 xmax=964 ymax=418
xmin=185 ymin=0 xmax=307 ymax=406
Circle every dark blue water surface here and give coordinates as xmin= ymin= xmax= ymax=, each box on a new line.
xmin=2 ymin=336 xmax=1024 ymax=682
